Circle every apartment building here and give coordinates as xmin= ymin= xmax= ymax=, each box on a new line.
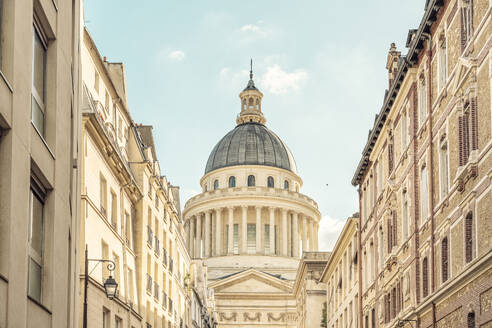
xmin=80 ymin=27 xmax=190 ymax=328
xmin=0 ymin=0 xmax=83 ymax=327
xmin=320 ymin=216 xmax=359 ymax=328
xmin=351 ymin=0 xmax=491 ymax=327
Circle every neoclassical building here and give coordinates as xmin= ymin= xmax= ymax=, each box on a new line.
xmin=183 ymin=70 xmax=322 ymax=328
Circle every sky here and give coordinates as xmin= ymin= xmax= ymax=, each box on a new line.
xmin=84 ymin=0 xmax=425 ymax=251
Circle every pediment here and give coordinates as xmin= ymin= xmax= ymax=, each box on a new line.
xmin=210 ymin=269 xmax=292 ymax=294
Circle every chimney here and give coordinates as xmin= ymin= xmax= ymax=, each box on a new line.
xmin=386 ymin=43 xmax=401 ymax=89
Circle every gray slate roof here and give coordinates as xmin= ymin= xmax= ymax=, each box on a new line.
xmin=205 ymin=122 xmax=297 ymax=174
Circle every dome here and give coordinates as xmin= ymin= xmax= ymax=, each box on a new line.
xmin=205 ymin=122 xmax=297 ymax=174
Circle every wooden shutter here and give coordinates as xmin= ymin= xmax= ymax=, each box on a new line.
xmin=465 ymin=213 xmax=473 ymax=262
xmin=392 ymin=211 xmax=398 ymax=248
xmin=460 ymin=8 xmax=467 ymax=52
xmin=388 ymin=143 xmax=394 ymax=174
xmin=464 ymin=111 xmax=471 ymax=161
xmin=422 ymin=258 xmax=429 ymax=298
xmin=470 ymin=97 xmax=478 ymax=150
xmin=458 ymin=116 xmax=465 ymax=166
xmin=442 ymin=237 xmax=449 ymax=282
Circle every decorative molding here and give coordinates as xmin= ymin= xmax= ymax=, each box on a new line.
xmin=219 ymin=312 xmax=237 ymax=322
xmin=243 ymin=312 xmax=261 ymax=322
xmin=267 ymin=312 xmax=286 ymax=322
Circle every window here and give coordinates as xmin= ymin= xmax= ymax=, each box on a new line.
xmin=94 ymin=70 xmax=100 ymax=94
xmin=402 ymin=188 xmax=409 ymax=240
xmin=110 ymin=191 xmax=117 ymax=228
xmin=32 ymin=26 xmax=47 ymax=137
xmin=420 ymin=165 xmax=429 ymax=223
xmin=376 ymin=161 xmax=383 ymax=195
xmin=103 ymin=308 xmax=110 ymax=328
xmin=401 ymin=105 xmax=410 ymax=150
xmin=28 ymin=180 xmax=46 ymax=302
xmin=284 ymin=180 xmax=289 ymax=190
xmin=101 ymin=241 xmax=109 ymax=281
xmin=99 ymin=176 xmax=107 ymax=216
xmin=125 ymin=212 xmax=132 ymax=246
xmin=113 ymin=253 xmax=120 ymax=285
xmin=439 ymin=140 xmax=449 ymax=199
xmin=467 ymin=312 xmax=475 ymax=328
xmin=442 ymin=237 xmax=449 ymax=283
xmin=388 ymin=142 xmax=394 ymax=174
xmin=379 ymin=229 xmax=384 ymax=270
xmin=233 ymin=224 xmax=239 ymax=255
xmin=213 ymin=179 xmax=219 ymax=190
xmin=228 ymin=176 xmax=236 ymax=188
xmin=247 ymin=224 xmax=256 ymax=254
xmin=422 ymin=257 xmax=429 ymax=298
xmin=115 ymin=316 xmax=122 ymax=328
xmin=247 ymin=175 xmax=255 ymax=186
xmin=264 ymin=225 xmax=270 ymax=254
xmin=418 ymin=75 xmax=427 ymax=128
xmin=155 ymin=194 xmax=159 ymax=209
xmin=438 ymin=35 xmax=448 ymax=91
xmin=148 ymin=179 xmax=152 ymax=198
xmin=267 ymin=176 xmax=274 ymax=188
xmin=465 ymin=212 xmax=474 ymax=263
xmin=461 ymin=0 xmax=473 ymax=52
xmin=459 ymin=99 xmax=478 ymax=166
xmin=105 ymin=91 xmax=110 ymax=112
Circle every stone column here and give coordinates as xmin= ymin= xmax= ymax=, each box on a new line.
xmin=256 ymin=206 xmax=262 ymax=254
xmin=215 ymin=208 xmax=222 ymax=256
xmin=196 ymin=213 xmax=202 ymax=258
xmin=314 ymin=222 xmax=319 ymax=251
xmin=190 ymin=216 xmax=196 ymax=258
xmin=281 ymin=209 xmax=288 ymax=256
xmin=228 ymin=206 xmax=234 ymax=255
xmin=205 ymin=210 xmax=211 ymax=257
xmin=241 ymin=206 xmax=248 ymax=254
xmin=269 ymin=207 xmax=275 ymax=255
xmin=309 ymin=218 xmax=314 ymax=252
xmin=293 ymin=212 xmax=299 ymax=258
xmin=302 ymin=214 xmax=308 ymax=253
xmin=185 ymin=220 xmax=190 ymax=253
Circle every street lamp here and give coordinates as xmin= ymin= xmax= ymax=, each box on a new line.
xmin=82 ymin=245 xmax=118 ymax=328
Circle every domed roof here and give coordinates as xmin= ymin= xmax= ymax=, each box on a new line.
xmin=205 ymin=122 xmax=297 ymax=174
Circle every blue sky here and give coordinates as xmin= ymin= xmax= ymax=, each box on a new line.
xmin=84 ymin=0 xmax=425 ymax=250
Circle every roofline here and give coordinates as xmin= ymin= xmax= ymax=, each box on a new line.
xmin=351 ymin=0 xmax=444 ymax=186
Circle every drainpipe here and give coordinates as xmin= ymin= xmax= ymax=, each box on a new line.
xmin=422 ymin=31 xmax=436 ymax=328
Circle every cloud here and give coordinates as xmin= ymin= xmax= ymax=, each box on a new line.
xmin=318 ymin=214 xmax=346 ymax=251
xmin=168 ymin=50 xmax=185 ymax=61
xmin=239 ymin=22 xmax=273 ymax=40
xmin=260 ymin=64 xmax=308 ymax=94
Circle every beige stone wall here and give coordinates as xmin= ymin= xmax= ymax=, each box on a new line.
xmin=0 ymin=0 xmax=83 ymax=327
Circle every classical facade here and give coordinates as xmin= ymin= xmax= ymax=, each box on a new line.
xmin=183 ymin=69 xmax=323 ymax=328
xmin=80 ymin=27 xmax=190 ymax=328
xmin=351 ymin=0 xmax=492 ymax=327
xmin=0 ymin=0 xmax=83 ymax=327
xmin=320 ymin=215 xmax=359 ymax=328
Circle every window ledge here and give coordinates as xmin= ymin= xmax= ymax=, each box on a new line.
xmin=31 ymin=122 xmax=56 ymax=160
xmin=0 ymin=70 xmax=13 ymax=93
xmin=27 ymin=295 xmax=52 ymax=315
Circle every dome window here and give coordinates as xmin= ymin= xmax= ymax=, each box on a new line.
xmin=229 ymin=176 xmax=236 ymax=188
xmin=267 ymin=176 xmax=274 ymax=188
xmin=247 ymin=175 xmax=256 ymax=187
xmin=284 ymin=180 xmax=289 ymax=190
xmin=213 ymin=179 xmax=219 ymax=190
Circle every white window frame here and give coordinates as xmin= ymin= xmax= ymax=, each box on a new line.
xmin=420 ymin=164 xmax=429 ymax=223
xmin=439 ymin=139 xmax=449 ymax=200
xmin=418 ymin=74 xmax=428 ymax=128
xmin=32 ymin=23 xmax=47 ymax=137
xmin=437 ymin=35 xmax=448 ymax=92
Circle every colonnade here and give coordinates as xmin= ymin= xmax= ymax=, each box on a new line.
xmin=185 ymin=206 xmax=319 ymax=259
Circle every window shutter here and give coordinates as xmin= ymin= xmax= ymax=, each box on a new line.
xmin=387 ymin=219 xmax=392 ymax=253
xmin=470 ymin=97 xmax=478 ymax=150
xmin=388 ymin=143 xmax=394 ymax=174
xmin=422 ymin=258 xmax=429 ymax=298
xmin=391 ymin=288 xmax=396 ymax=319
xmin=458 ymin=116 xmax=465 ymax=166
xmin=464 ymin=111 xmax=471 ymax=162
xmin=460 ymin=8 xmax=467 ymax=52
xmin=392 ymin=211 xmax=398 ymax=248
xmin=442 ymin=238 xmax=449 ymax=282
xmin=465 ymin=213 xmax=473 ymax=263
xmin=468 ymin=312 xmax=476 ymax=328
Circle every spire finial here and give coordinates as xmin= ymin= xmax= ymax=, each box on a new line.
xmin=250 ymin=58 xmax=253 ymax=79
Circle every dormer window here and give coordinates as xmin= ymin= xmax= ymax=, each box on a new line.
xmin=267 ymin=176 xmax=274 ymax=188
xmin=247 ymin=175 xmax=255 ymax=187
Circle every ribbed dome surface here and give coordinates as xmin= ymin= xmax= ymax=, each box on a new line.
xmin=205 ymin=123 xmax=297 ymax=174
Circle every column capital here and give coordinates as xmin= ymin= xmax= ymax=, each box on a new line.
xmin=227 ymin=206 xmax=235 ymax=211
xmin=281 ymin=208 xmax=288 ymax=214
xmin=256 ymin=206 xmax=262 ymax=212
xmin=268 ymin=206 xmax=276 ymax=212
xmin=241 ymin=205 xmax=248 ymax=210
xmin=205 ymin=209 xmax=212 ymax=215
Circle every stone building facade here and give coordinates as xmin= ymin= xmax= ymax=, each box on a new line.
xmin=0 ymin=0 xmax=83 ymax=327
xmin=351 ymin=0 xmax=492 ymax=327
xmin=80 ymin=27 xmax=190 ymax=328
xmin=182 ymin=70 xmax=324 ymax=328
xmin=320 ymin=216 xmax=359 ymax=328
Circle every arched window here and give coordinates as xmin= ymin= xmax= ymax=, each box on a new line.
xmin=248 ymin=97 xmax=254 ymax=108
xmin=467 ymin=312 xmax=475 ymax=328
xmin=242 ymin=99 xmax=246 ymax=110
xmin=284 ymin=180 xmax=289 ymax=190
xmin=247 ymin=175 xmax=255 ymax=187
xmin=267 ymin=176 xmax=274 ymax=188
xmin=228 ymin=176 xmax=236 ymax=188
xmin=213 ymin=179 xmax=219 ymax=190
xmin=442 ymin=237 xmax=449 ymax=283
xmin=422 ymin=257 xmax=429 ymax=298
xmin=465 ymin=211 xmax=473 ymax=263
